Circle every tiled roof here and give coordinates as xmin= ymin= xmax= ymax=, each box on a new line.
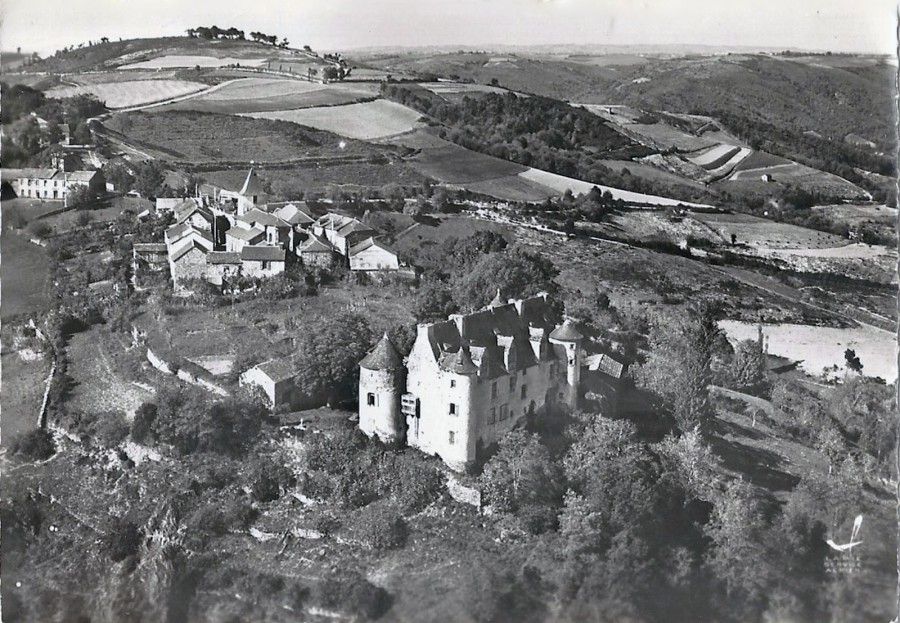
xmin=441 ymin=347 xmax=479 ymax=375
xmin=226 ymin=226 xmax=265 ymax=242
xmin=175 ymin=201 xmax=212 ymax=224
xmin=171 ymin=240 xmax=208 ymax=262
xmin=133 ymin=243 xmax=167 ymax=253
xmin=298 ymin=235 xmax=333 ymax=253
xmin=360 ymin=333 xmax=403 ymax=370
xmin=586 ymin=353 xmax=625 ymax=379
xmin=336 ymin=219 xmax=375 ymax=237
xmin=166 ymin=223 xmax=213 ymax=245
xmin=550 ymin=318 xmax=584 ymax=342
xmin=241 ymin=245 xmax=285 ymax=261
xmin=6 ymin=168 xmax=59 ymax=180
xmin=239 ymin=168 xmax=265 ymax=196
xmin=349 ymin=237 xmax=396 ymax=257
xmin=66 ymin=170 xmax=99 ymax=182
xmin=237 ymin=208 xmax=290 ymax=229
xmin=207 ymin=251 xmax=242 ymax=265
xmin=256 ymin=358 xmax=296 ymax=383
xmin=274 ymin=203 xmax=315 ymax=225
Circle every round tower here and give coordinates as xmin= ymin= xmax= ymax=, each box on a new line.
xmin=549 ymin=317 xmax=583 ymax=409
xmin=359 ymin=333 xmax=406 ymax=444
xmin=442 ymin=346 xmax=479 ymax=472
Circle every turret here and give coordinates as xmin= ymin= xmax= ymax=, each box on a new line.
xmin=549 ymin=317 xmax=583 ymax=408
xmin=441 ymin=346 xmax=479 ymax=471
xmin=359 ymin=334 xmax=406 ymax=444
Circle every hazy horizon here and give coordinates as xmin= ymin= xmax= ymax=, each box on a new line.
xmin=1 ymin=0 xmax=895 ymax=59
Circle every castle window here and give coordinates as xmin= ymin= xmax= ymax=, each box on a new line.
xmin=449 ymin=403 xmax=458 ymax=416
xmin=491 ymin=382 xmax=498 ymax=399
xmin=449 ymin=431 xmax=456 ymax=445
xmin=520 ymin=384 xmax=527 ymax=399
xmin=508 ymin=377 xmax=516 ymax=393
xmin=489 ymin=408 xmax=496 ymax=424
xmin=367 ymin=393 xmax=376 ymax=406
xmin=450 ymin=379 xmax=456 ymax=388
xmin=499 ymin=404 xmax=509 ymax=421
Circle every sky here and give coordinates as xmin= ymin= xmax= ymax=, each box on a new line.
xmin=1 ymin=0 xmax=896 ymax=57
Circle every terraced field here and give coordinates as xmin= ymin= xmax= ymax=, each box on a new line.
xmin=45 ymin=79 xmax=207 ymax=108
xmin=243 ymin=99 xmax=425 ymax=140
xmin=120 ymin=55 xmax=268 ymax=69
xmin=690 ymin=211 xmax=849 ymax=249
xmin=158 ymin=77 xmax=378 ymax=113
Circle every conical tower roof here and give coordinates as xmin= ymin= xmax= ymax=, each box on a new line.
xmin=447 ymin=346 xmax=478 ymax=375
xmin=550 ymin=317 xmax=584 ymax=342
xmin=360 ymin=333 xmax=403 ymax=370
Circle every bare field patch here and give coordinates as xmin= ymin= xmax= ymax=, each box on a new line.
xmin=691 ymin=211 xmax=848 ymax=249
xmin=120 ymin=55 xmax=267 ymax=69
xmin=45 ymin=79 xmax=207 ymax=108
xmin=243 ymin=99 xmax=425 ymax=140
xmin=461 ymin=175 xmax=557 ymax=202
xmin=408 ymin=144 xmax=527 ymax=183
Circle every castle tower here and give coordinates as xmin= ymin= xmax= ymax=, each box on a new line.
xmin=549 ymin=317 xmax=583 ymax=409
xmin=442 ymin=346 xmax=480 ymax=471
xmin=359 ymin=333 xmax=406 ymax=444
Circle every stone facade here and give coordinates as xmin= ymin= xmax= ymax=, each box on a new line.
xmin=358 ymin=293 xmax=583 ymax=471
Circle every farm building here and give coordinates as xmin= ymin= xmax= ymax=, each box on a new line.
xmin=273 ymin=202 xmax=315 ymax=230
xmin=348 ymin=237 xmax=401 ymax=272
xmin=297 ymin=234 xmax=335 ymax=268
xmin=358 ymin=293 xmax=590 ymax=471
xmin=225 ymin=226 xmax=266 ymax=252
xmin=240 ymin=358 xmax=300 ymax=410
xmin=206 ymin=251 xmax=242 ymax=286
xmin=312 ymin=213 xmax=377 ymax=255
xmin=217 ymin=168 xmax=268 ymax=215
xmin=175 ymin=200 xmax=214 ymax=231
xmin=236 ymin=208 xmax=293 ymax=249
xmin=165 ymin=222 xmax=215 ymax=251
xmin=582 ymin=353 xmax=627 ymax=412
xmin=168 ymin=240 xmax=210 ymax=287
xmin=241 ymin=245 xmax=286 ymax=278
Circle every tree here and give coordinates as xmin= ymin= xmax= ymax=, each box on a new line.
xmin=654 ymin=428 xmax=720 ymax=500
xmin=323 ymin=66 xmax=340 ymax=81
xmin=103 ymin=517 xmax=142 ymax=562
xmin=133 ymin=161 xmax=166 ymax=198
xmin=843 ymin=348 xmax=863 ymax=374
xmin=293 ymin=312 xmax=374 ymax=405
xmin=102 ymin=161 xmax=134 ymax=193
xmin=10 ymin=428 xmax=55 ymax=461
xmin=729 ymin=326 xmax=769 ymax=396
xmin=350 ymin=502 xmax=408 ymax=549
xmin=412 ymin=280 xmax=458 ymax=322
xmin=452 ymin=247 xmax=559 ymax=310
xmin=67 ymin=183 xmax=95 ymax=208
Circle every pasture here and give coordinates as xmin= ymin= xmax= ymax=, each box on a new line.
xmin=596 ymin=159 xmax=709 ymax=189
xmin=120 ymin=55 xmax=267 ymax=69
xmin=243 ymin=99 xmax=425 ymax=140
xmin=159 ymin=77 xmax=377 ymax=113
xmin=0 ymin=349 xmax=50 ymax=446
xmin=688 ymin=144 xmax=740 ymax=169
xmin=690 ymin=211 xmax=848 ymax=249
xmin=45 ymin=79 xmax=206 ymax=108
xmin=726 ymin=162 xmax=869 ymax=199
xmin=733 ymin=150 xmax=794 ymax=172
xmin=621 ymin=122 xmax=717 ymax=151
xmin=408 ymin=144 xmax=527 ymax=183
xmin=519 ymin=168 xmax=712 ymax=207
xmin=462 ymin=176 xmax=556 ymax=202
xmin=1 ymin=229 xmax=51 ymax=319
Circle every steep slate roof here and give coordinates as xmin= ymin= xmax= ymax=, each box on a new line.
xmin=206 ymin=251 xmax=242 ymax=265
xmin=133 ymin=243 xmax=167 ymax=253
xmin=360 ymin=334 xmax=404 ymax=370
xmin=7 ymin=168 xmax=59 ymax=180
xmin=175 ymin=201 xmax=212 ymax=224
xmin=441 ymin=346 xmax=479 ymax=375
xmin=166 ymin=223 xmax=214 ymax=246
xmin=239 ymin=168 xmax=265 ymax=196
xmin=241 ymin=245 xmax=285 ymax=262
xmin=256 ymin=358 xmax=296 ymax=384
xmin=298 ymin=235 xmax=333 ymax=253
xmin=550 ymin=318 xmax=584 ymax=342
xmin=226 ymin=226 xmax=265 ymax=242
xmin=585 ymin=353 xmax=625 ymax=379
xmin=488 ymin=289 xmax=506 ymax=308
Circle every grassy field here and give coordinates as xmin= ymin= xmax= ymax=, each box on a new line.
xmin=160 ymin=78 xmax=377 ymax=113
xmin=462 ymin=175 xmax=557 ymax=202
xmin=687 ymin=144 xmax=741 ymax=168
xmin=0 ymin=349 xmax=50 ymax=446
xmin=621 ymin=122 xmax=718 ymax=151
xmin=725 ymin=162 xmax=869 ymax=199
xmin=691 ymin=211 xmax=848 ymax=249
xmin=120 ymin=55 xmax=268 ymax=70
xmin=597 ymin=159 xmax=709 ymax=189
xmin=1 ymin=229 xmax=51 ymax=320
xmin=244 ymin=99 xmax=425 ymax=140
xmin=733 ymin=150 xmax=794 ymax=171
xmin=45 ymin=79 xmax=207 ymax=108
xmin=103 ymin=110 xmax=390 ymax=164
xmin=408 ymin=144 xmax=528 ymax=183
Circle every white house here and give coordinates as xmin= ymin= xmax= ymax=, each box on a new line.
xmin=241 ymin=245 xmax=286 ymax=278
xmin=240 ymin=358 xmax=299 ymax=409
xmin=348 ymin=237 xmax=401 ymax=272
xmin=312 ymin=213 xmax=377 ymax=256
xmin=225 ymin=226 xmax=266 ymax=253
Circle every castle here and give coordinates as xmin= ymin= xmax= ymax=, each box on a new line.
xmin=358 ymin=292 xmax=584 ymax=471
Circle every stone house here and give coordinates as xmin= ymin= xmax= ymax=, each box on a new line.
xmin=236 ymin=208 xmax=293 ymax=249
xmin=240 ymin=358 xmax=299 ymax=409
xmin=241 ymin=245 xmax=286 ymax=278
xmin=312 ymin=213 xmax=377 ymax=256
xmin=206 ymin=251 xmax=242 ymax=286
xmin=169 ymin=240 xmax=210 ymax=288
xmin=174 ymin=200 xmax=214 ymax=231
xmin=348 ymin=237 xmax=400 ymax=272
xmin=225 ymin=226 xmax=266 ymax=253
xmin=217 ymin=168 xmax=267 ymax=215
xmin=297 ymin=234 xmax=335 ymax=269
xmin=273 ymin=202 xmax=315 ymax=231
xmin=359 ymin=293 xmax=584 ymax=471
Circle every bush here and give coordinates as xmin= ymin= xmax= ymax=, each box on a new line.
xmin=250 ymin=458 xmax=296 ymax=503
xmin=312 ymin=570 xmax=391 ymax=619
xmin=350 ymin=503 xmax=408 ymax=550
xmin=103 ymin=517 xmax=142 ymax=562
xmin=27 ymin=220 xmax=51 ymax=239
xmin=130 ymin=402 xmax=157 ymax=443
xmin=10 ymin=428 xmax=56 ymax=461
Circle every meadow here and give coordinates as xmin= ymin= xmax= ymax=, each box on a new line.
xmin=45 ymin=79 xmax=207 ymax=108
xmin=408 ymin=144 xmax=528 ymax=183
xmin=691 ymin=211 xmax=849 ymax=249
xmin=243 ymin=99 xmax=425 ymax=140
xmin=1 ymin=229 xmax=51 ymax=319
xmin=119 ymin=55 xmax=268 ymax=69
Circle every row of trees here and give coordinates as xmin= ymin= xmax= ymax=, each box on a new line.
xmin=185 ymin=26 xmax=288 ymax=48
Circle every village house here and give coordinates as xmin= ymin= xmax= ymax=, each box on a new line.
xmin=168 ymin=239 xmax=211 ymax=288
xmin=348 ymin=237 xmax=401 ymax=272
xmin=205 ymin=251 xmax=242 ymax=286
xmin=240 ymin=358 xmax=300 ymax=409
xmin=241 ymin=245 xmax=286 ymax=278
xmin=165 ymin=222 xmax=215 ymax=252
xmin=358 ymin=292 xmax=588 ymax=471
xmin=174 ymin=200 xmax=214 ymax=231
xmin=312 ymin=213 xmax=377 ymax=256
xmin=225 ymin=226 xmax=266 ymax=253
xmin=296 ymin=234 xmax=336 ymax=269
xmin=236 ymin=208 xmax=294 ymax=249
xmin=273 ymin=202 xmax=315 ymax=231
xmin=5 ymin=167 xmax=106 ymax=201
